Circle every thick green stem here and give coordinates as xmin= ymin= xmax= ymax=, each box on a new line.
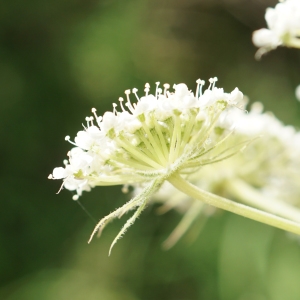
xmin=168 ymin=173 xmax=300 ymax=235
xmin=225 ymin=178 xmax=300 ymax=222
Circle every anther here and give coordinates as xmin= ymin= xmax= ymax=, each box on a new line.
xmin=118 ymin=97 xmax=126 ymax=112
xmin=72 ymin=195 xmax=79 ymax=201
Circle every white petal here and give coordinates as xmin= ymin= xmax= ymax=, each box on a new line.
xmin=52 ymin=167 xmax=67 ymax=179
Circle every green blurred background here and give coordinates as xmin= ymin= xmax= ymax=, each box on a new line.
xmin=1 ymin=0 xmax=300 ymax=299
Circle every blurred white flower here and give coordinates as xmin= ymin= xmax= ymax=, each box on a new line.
xmin=253 ymin=0 xmax=300 ymax=58
xmin=295 ymin=85 xmax=300 ymax=101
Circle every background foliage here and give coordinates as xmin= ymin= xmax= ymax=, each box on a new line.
xmin=1 ymin=0 xmax=300 ymax=299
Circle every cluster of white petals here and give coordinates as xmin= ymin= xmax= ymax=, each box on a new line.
xmin=49 ymin=78 xmax=243 ymax=201
xmin=49 ymin=78 xmax=250 ymax=253
xmin=252 ymin=0 xmax=300 ymax=58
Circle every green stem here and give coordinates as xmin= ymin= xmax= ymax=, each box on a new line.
xmin=168 ymin=173 xmax=300 ymax=235
xmin=225 ymin=178 xmax=300 ymax=222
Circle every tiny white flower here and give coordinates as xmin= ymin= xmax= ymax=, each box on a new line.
xmin=253 ymin=0 xmax=300 ymax=58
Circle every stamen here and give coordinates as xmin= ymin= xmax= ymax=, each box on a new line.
xmin=155 ymin=82 xmax=160 ymax=98
xmin=125 ymin=89 xmax=135 ymax=113
xmin=157 ymin=88 xmax=162 ymax=97
xmin=125 ymin=102 xmax=135 ymax=114
xmin=208 ymin=78 xmax=214 ymax=90
xmin=144 ymin=83 xmax=150 ymax=96
xmin=89 ymin=116 xmax=94 ymax=126
xmin=132 ymin=88 xmax=140 ymax=101
xmin=56 ymin=180 xmax=65 ymax=194
xmin=85 ymin=116 xmax=90 ymax=127
xmin=163 ymin=83 xmax=170 ymax=96
xmin=118 ymin=97 xmax=126 ymax=112
xmin=212 ymin=77 xmax=218 ymax=89
xmin=196 ymin=79 xmax=205 ymax=98
xmin=72 ymin=195 xmax=79 ymax=201
xmin=65 ymin=135 xmax=77 ymax=147
xmin=112 ymin=103 xmax=118 ymax=115
xmin=92 ymin=108 xmax=102 ymax=127
xmin=196 ymin=79 xmax=200 ymax=98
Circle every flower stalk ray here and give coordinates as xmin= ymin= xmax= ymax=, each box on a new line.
xmin=168 ymin=173 xmax=300 ymax=236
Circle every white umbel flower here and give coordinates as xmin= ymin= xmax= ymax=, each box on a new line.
xmin=253 ymin=0 xmax=300 ymax=58
xmin=150 ymin=102 xmax=300 ymax=248
xmin=49 ymin=78 xmax=243 ymax=200
xmin=49 ymin=78 xmax=300 ymax=254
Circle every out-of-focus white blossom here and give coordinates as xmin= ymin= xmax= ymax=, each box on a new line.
xmin=253 ymin=0 xmax=300 ymax=58
xmin=295 ymin=85 xmax=300 ymax=101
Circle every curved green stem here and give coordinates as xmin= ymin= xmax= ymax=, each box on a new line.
xmin=225 ymin=178 xmax=300 ymax=222
xmin=168 ymin=173 xmax=300 ymax=235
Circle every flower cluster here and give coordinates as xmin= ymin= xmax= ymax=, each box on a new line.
xmin=50 ymin=78 xmax=300 ymax=254
xmin=252 ymin=0 xmax=300 ymax=58
xmin=150 ymin=102 xmax=300 ymax=248
xmin=49 ymin=78 xmax=250 ymax=253
xmin=49 ymin=79 xmax=243 ymax=200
